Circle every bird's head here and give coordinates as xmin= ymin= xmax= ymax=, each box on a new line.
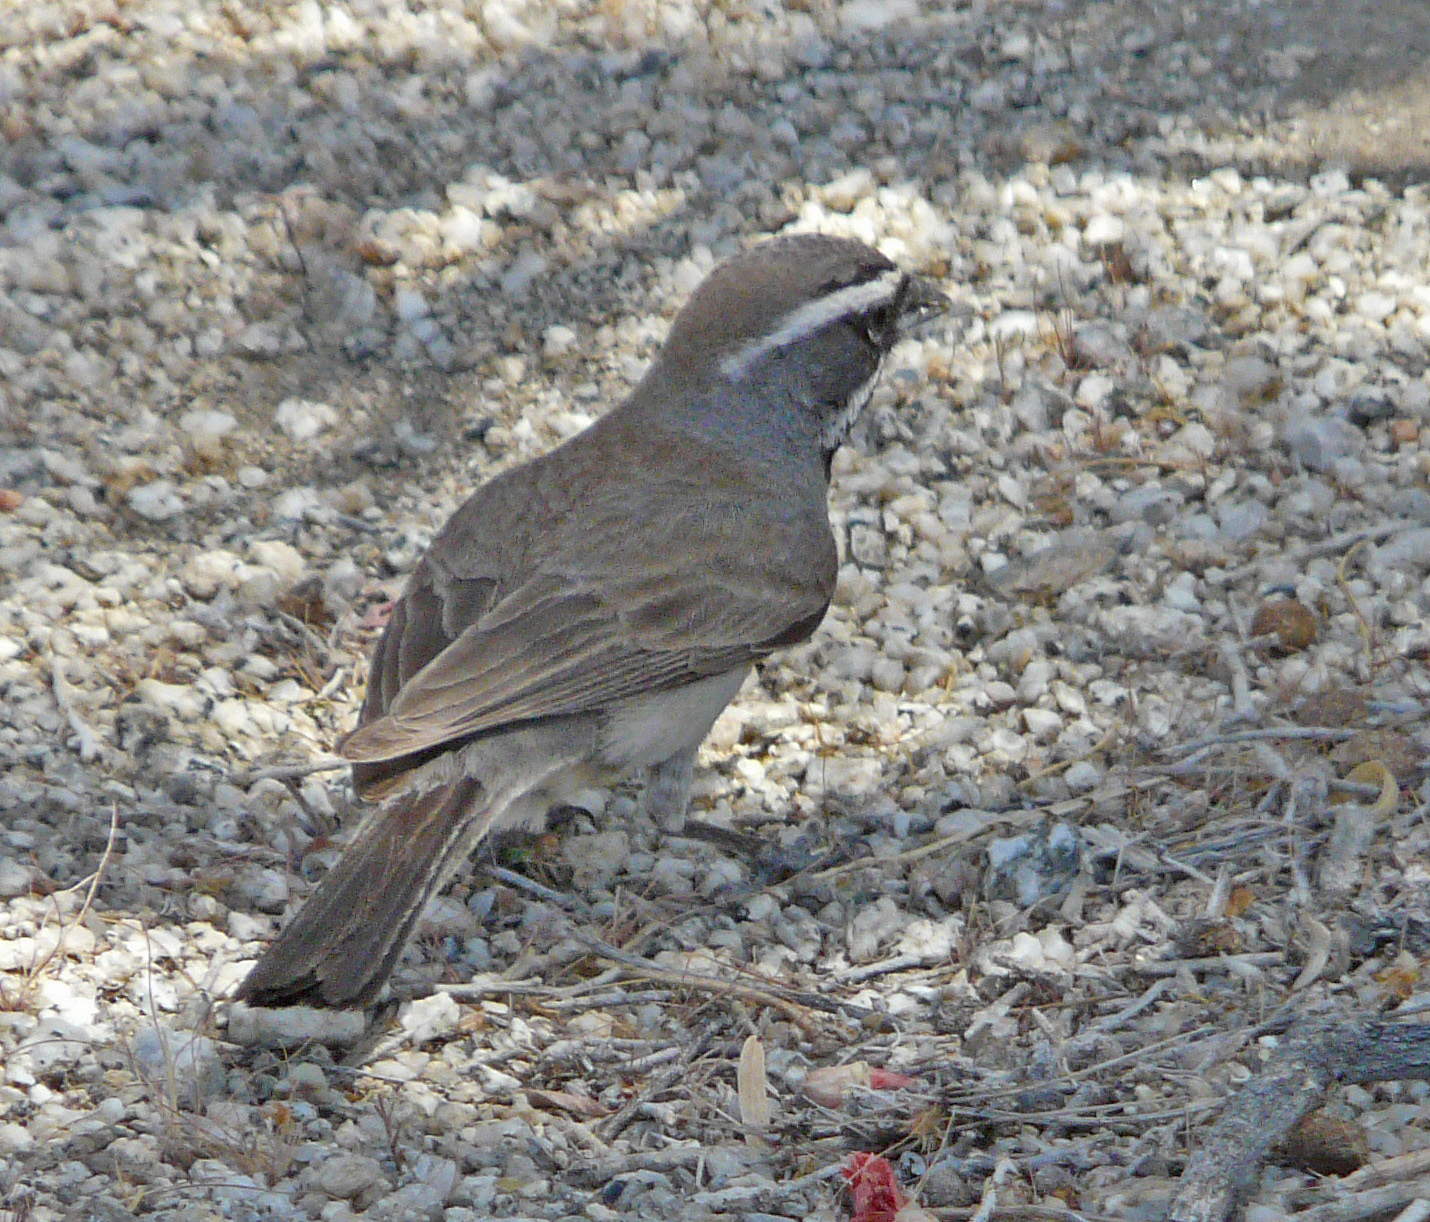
xmin=650 ymin=233 xmax=947 ymax=459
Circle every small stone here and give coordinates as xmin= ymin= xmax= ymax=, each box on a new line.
xmin=136 ymin=678 xmax=209 ymax=721
xmin=323 ymin=556 xmax=365 ymax=604
xmin=132 ymin=1029 xmax=224 ymax=1110
xmin=0 ymin=1123 xmax=35 ymax=1154
xmin=500 ymin=251 xmax=547 ymax=298
xmin=816 ymin=754 xmax=884 ymax=797
xmin=1072 ymin=323 xmax=1131 ymax=367
xmin=393 ymin=286 xmax=429 ymax=323
xmin=1075 ymin=372 xmax=1115 ymax=408
xmin=179 ymin=409 xmax=238 ymax=446
xmin=969 ymin=78 xmax=1006 ymax=112
xmin=1115 ymin=485 xmax=1179 ymax=526
xmin=329 ymin=481 xmax=374 ymax=515
xmin=985 ymin=823 xmax=1080 ymax=906
xmin=1282 ymin=415 xmax=1363 ymax=472
xmin=1373 ymin=528 xmax=1430 ymax=576
xmin=1000 ymin=30 xmax=1032 ymax=59
xmin=1083 ymin=214 xmax=1124 ymax=247
xmin=837 ymin=0 xmax=919 ymax=32
xmin=773 ymin=12 xmax=827 ymax=67
xmin=236 ymin=320 xmax=286 ymax=358
xmin=393 ymin=420 xmax=438 ymax=457
xmin=248 ymin=538 xmax=306 ymax=587
xmin=562 ymin=830 xmax=630 ymax=890
xmin=274 ymin=397 xmax=338 ymax=443
xmin=1141 ymin=306 xmax=1210 ymax=351
xmin=1251 ymin=598 xmax=1317 ymax=653
xmin=1022 ymin=707 xmax=1061 ymax=739
xmin=1223 ymin=356 xmax=1280 ymax=406
xmin=367 ymin=1182 xmax=446 ymax=1220
xmin=399 ymin=992 xmax=463 ymax=1044
xmin=63 ymin=485 xmax=95 ymax=517
xmin=40 ymin=449 xmax=90 ymax=484
xmin=1215 ymin=500 xmax=1269 ymax=541
xmin=1164 ymin=571 xmax=1199 ymax=611
xmin=408 ymin=1155 xmax=459 ymax=1206
xmin=988 ymin=310 xmax=1040 ymax=341
xmin=821 ymin=168 xmax=875 ymax=212
xmin=1389 ymin=419 xmax=1419 ymax=446
xmin=1355 ymin=292 xmax=1397 ymax=322
xmin=1345 ymin=392 xmax=1395 ymax=428
xmin=0 ymin=857 xmax=33 ymax=898
xmin=1018 ymin=121 xmax=1085 ymax=165
xmin=272 ymin=487 xmax=324 ymax=520
xmin=542 ymin=324 xmax=577 ymax=358
xmin=317 ymin=1153 xmax=385 ymax=1200
xmin=847 ymin=896 xmax=904 ymax=961
xmin=869 ymin=657 xmax=905 ymax=692
xmin=181 ymin=549 xmax=242 ymax=599
xmin=1050 ymin=681 xmax=1086 ymax=717
xmin=231 ymin=863 xmax=290 ymax=912
xmin=1275 ymin=1111 xmax=1370 ymax=1177
xmin=439 ymin=206 xmax=488 ymax=256
xmin=1165 ymin=421 xmax=1216 ymax=459
xmin=1011 ymin=385 xmax=1066 ymax=431
xmin=126 ymin=479 xmax=185 ymax=521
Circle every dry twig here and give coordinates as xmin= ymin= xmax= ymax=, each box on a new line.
xmin=1170 ymin=1016 xmax=1430 ymax=1222
xmin=229 ymin=756 xmax=351 ymax=787
xmin=1221 ymin=520 xmax=1425 ymax=583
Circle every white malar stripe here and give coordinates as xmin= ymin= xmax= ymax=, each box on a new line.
xmin=720 ymin=268 xmax=905 ymax=379
xmin=819 ymin=358 xmax=882 ymax=454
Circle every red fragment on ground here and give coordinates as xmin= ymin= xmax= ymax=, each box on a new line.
xmin=843 ymin=1152 xmax=906 ymax=1222
xmin=866 ymin=1068 xmax=920 ymax=1091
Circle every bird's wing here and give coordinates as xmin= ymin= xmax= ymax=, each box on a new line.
xmin=342 ymin=418 xmax=837 ymax=772
xmin=340 ymin=560 xmax=830 ymax=764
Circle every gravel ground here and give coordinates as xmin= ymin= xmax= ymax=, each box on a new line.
xmin=3 ymin=1 xmax=1430 ymax=1219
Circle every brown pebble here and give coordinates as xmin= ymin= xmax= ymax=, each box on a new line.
xmin=1389 ymin=418 xmax=1419 ymax=446
xmin=1175 ymin=918 xmax=1244 ymax=958
xmin=1018 ymin=120 xmax=1086 ymax=164
xmin=1251 ymin=598 xmax=1317 ymax=652
xmin=1274 ymin=1111 xmax=1369 ymax=1177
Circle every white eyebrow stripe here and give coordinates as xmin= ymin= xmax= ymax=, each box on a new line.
xmin=719 ymin=268 xmax=905 ymax=379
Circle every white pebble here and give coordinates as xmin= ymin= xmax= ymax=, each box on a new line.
xmin=274 ymin=397 xmax=338 ymax=443
xmin=542 ymin=324 xmax=578 ymax=357
xmin=126 ymin=479 xmax=185 ymax=521
xmin=837 ymin=0 xmax=920 ymax=32
xmin=1023 ymin=708 xmax=1062 ymax=739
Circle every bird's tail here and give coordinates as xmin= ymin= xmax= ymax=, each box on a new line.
xmin=236 ymin=776 xmax=486 ymax=1009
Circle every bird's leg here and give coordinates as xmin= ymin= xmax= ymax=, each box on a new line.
xmin=644 ymin=746 xmax=697 ymax=832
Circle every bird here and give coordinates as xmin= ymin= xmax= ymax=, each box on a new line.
xmin=236 ymin=232 xmax=946 ymax=1009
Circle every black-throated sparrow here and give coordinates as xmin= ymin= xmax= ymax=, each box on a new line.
xmin=238 ymin=233 xmax=946 ymax=1009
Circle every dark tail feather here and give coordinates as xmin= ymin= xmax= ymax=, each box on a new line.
xmin=236 ymin=777 xmax=486 ymax=1009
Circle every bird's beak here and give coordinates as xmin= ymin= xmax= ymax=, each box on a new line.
xmin=896 ymin=274 xmax=950 ymax=334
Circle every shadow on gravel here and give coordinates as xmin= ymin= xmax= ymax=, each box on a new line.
xmin=4 ymin=0 xmax=1427 ymax=524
